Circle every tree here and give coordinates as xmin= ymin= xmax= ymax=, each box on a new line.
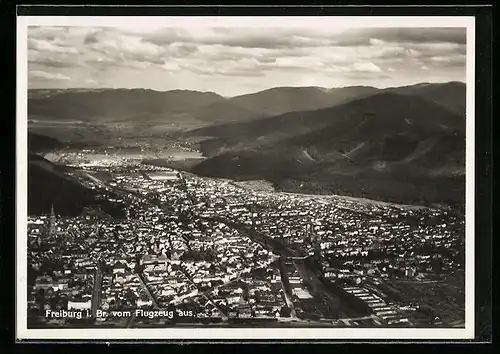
xmin=242 ymin=288 xmax=249 ymax=302
xmin=279 ymin=305 xmax=291 ymax=318
xmin=254 ymin=290 xmax=261 ymax=303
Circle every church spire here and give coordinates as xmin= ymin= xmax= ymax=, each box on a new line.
xmin=49 ymin=204 xmax=57 ymax=237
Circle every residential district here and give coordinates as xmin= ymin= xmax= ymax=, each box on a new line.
xmin=27 ymin=154 xmax=465 ymax=328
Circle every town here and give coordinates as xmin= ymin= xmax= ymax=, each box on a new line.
xmin=27 ymin=154 xmax=465 ymax=328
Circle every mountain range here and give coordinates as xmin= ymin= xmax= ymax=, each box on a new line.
xmin=28 ymin=81 xmax=465 ymax=126
xmin=184 ymin=87 xmax=465 ymax=207
xmin=28 ymin=81 xmax=466 ymax=208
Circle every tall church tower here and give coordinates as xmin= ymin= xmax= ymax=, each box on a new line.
xmin=310 ymin=224 xmax=322 ymax=262
xmin=49 ymin=204 xmax=57 ymax=237
xmin=303 ymin=223 xmax=311 ymax=244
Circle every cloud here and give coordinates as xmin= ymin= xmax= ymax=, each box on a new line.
xmin=169 ymin=42 xmax=198 ymax=57
xmin=180 ymin=55 xmax=268 ymax=77
xmin=377 ymin=27 xmax=466 ymax=45
xmin=29 ymin=58 xmax=80 ymax=69
xmin=28 ymin=49 xmax=83 ymax=68
xmin=27 ymin=26 xmax=467 ymax=73
xmin=369 ymin=38 xmax=386 ymax=46
xmin=29 ymin=70 xmax=71 ymax=81
xmin=352 ymin=62 xmax=383 ymax=73
xmin=28 ymin=27 xmax=174 ymax=72
xmin=83 ymin=31 xmax=100 ymax=45
xmin=28 ymin=38 xmax=79 ymax=54
xmin=28 ymin=26 xmax=69 ymax=41
xmin=26 ymin=25 xmax=467 ymax=92
xmin=343 ymin=71 xmax=392 ymax=80
xmin=257 ymin=56 xmax=277 ymax=64
xmin=86 ymin=33 xmax=170 ymax=68
xmin=83 ymin=56 xmax=122 ymax=72
xmin=427 ymin=54 xmax=466 ymax=67
xmin=139 ymin=27 xmax=337 ymax=49
xmin=336 ymin=27 xmax=466 ymax=46
xmin=187 ymin=65 xmax=266 ymax=77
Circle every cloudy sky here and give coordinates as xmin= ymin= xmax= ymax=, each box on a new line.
xmin=27 ymin=25 xmax=466 ymax=96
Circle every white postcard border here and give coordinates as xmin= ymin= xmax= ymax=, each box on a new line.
xmin=16 ymin=15 xmax=476 ymax=340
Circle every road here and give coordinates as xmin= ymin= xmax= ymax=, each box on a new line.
xmin=91 ymin=267 xmax=102 ymax=318
xmin=135 ymin=272 xmax=160 ymax=309
xmin=178 ymin=264 xmax=229 ymax=321
xmin=169 ymin=275 xmax=243 ymax=305
xmin=126 ymin=310 xmax=136 ymax=328
xmin=277 ymin=256 xmax=298 ymax=319
xmin=292 ymin=259 xmax=358 ymax=319
xmin=84 ymin=173 xmax=271 ymax=325
xmin=205 ymin=216 xmax=295 ymax=258
xmin=126 ymin=272 xmax=160 ymax=328
xmin=127 ymin=273 xmax=241 ymax=328
xmin=205 ymin=217 xmax=360 ymax=320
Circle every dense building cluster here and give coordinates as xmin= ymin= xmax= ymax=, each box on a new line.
xmin=27 ymin=157 xmax=465 ymax=328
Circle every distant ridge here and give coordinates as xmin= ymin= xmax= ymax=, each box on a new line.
xmin=187 ymin=89 xmax=464 ymax=149
xmin=228 ymin=85 xmax=381 ymax=117
xmin=188 ymin=90 xmax=465 ymax=207
xmin=28 ymin=81 xmax=465 ymax=127
xmin=27 ymin=81 xmax=466 ymax=207
xmin=384 ymin=81 xmax=466 ymax=116
xmin=29 ymin=81 xmax=464 ymax=98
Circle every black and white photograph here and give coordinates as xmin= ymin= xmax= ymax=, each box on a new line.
xmin=16 ymin=15 xmax=475 ymax=340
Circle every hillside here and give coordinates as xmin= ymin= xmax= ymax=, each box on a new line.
xmin=192 ymin=99 xmax=265 ymax=123
xmin=386 ymin=82 xmax=466 ymax=117
xmin=229 ymin=86 xmax=380 ymax=117
xmin=190 ymin=92 xmax=464 ymax=156
xmin=28 ymin=153 xmax=125 ymax=217
xmin=225 ymin=82 xmax=464 ymax=118
xmin=27 ymin=86 xmax=379 ymax=127
xmin=28 ymin=153 xmax=92 ymax=216
xmin=28 ymin=132 xmax=65 ymax=152
xmin=27 ymin=82 xmax=465 ymax=130
xmin=28 ymin=88 xmax=227 ymax=123
xmin=190 ymin=92 xmax=465 ymax=207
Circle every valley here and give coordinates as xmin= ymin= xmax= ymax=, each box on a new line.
xmin=27 ymin=82 xmax=466 ymax=210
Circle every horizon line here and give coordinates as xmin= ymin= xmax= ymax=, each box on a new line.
xmin=27 ymin=80 xmax=466 ymax=98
